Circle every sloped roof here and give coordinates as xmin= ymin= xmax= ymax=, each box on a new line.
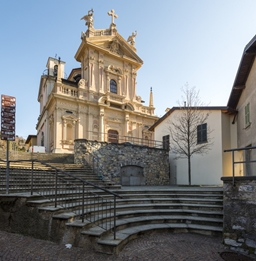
xmin=227 ymin=35 xmax=256 ymax=109
xmin=149 ymin=106 xmax=230 ymax=131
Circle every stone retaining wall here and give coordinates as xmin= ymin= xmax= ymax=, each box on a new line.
xmin=74 ymin=139 xmax=170 ymax=185
xmin=221 ymin=176 xmax=256 ymax=256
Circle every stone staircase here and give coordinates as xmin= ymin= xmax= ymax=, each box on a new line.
xmin=25 ymin=186 xmax=223 ymax=254
xmin=0 ymin=160 xmax=119 ymax=193
xmin=0 ymin=154 xmax=223 ymax=254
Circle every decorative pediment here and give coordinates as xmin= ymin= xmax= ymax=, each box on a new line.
xmin=75 ymin=34 xmax=143 ymax=69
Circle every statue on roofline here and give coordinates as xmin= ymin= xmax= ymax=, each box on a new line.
xmin=81 ymin=9 xmax=94 ymax=29
xmin=127 ymin=31 xmax=137 ymax=46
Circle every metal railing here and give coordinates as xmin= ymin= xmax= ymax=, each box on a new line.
xmin=224 ymin=146 xmax=256 ymax=185
xmin=83 ymin=130 xmax=166 ymax=150
xmin=83 ymin=152 xmax=102 ymax=179
xmin=0 ymin=158 xmax=121 ymax=239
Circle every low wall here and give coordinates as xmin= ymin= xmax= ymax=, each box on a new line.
xmin=221 ymin=176 xmax=256 ymax=256
xmin=0 ymin=150 xmax=74 ymax=163
xmin=74 ymin=139 xmax=170 ymax=185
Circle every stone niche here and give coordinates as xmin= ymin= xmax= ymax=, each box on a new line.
xmin=221 ymin=176 xmax=256 ymax=257
xmin=74 ymin=139 xmax=170 ymax=186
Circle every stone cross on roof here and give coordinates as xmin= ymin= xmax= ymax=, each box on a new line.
xmin=108 ymin=9 xmax=118 ymax=24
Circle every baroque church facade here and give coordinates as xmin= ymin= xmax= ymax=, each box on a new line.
xmin=36 ymin=9 xmax=158 ymax=153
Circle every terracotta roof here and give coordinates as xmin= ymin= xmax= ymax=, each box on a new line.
xmin=227 ymin=34 xmax=256 ymax=109
xmin=25 ymin=135 xmax=37 ymax=144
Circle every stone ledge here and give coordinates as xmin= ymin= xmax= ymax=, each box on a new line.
xmin=221 ymin=176 xmax=256 ymax=182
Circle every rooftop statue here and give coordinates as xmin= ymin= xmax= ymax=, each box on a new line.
xmin=127 ymin=31 xmax=137 ymax=46
xmin=81 ymin=9 xmax=94 ymax=28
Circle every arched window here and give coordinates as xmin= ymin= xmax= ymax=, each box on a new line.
xmin=110 ymin=79 xmax=117 ymax=94
xmin=53 ymin=65 xmax=58 ymax=77
xmin=108 ymin=129 xmax=118 ymax=143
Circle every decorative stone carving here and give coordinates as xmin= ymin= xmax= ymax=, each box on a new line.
xmin=132 ymin=69 xmax=137 ymax=77
xmin=100 ymin=108 xmax=104 ymax=117
xmin=108 ymin=40 xmax=123 ymax=55
xmin=136 ymin=96 xmax=141 ymax=102
xmin=78 ymin=79 xmax=86 ymax=89
xmin=105 ymin=65 xmax=123 ymax=75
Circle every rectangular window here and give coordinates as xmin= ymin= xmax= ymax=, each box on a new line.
xmin=197 ymin=123 xmax=207 ymax=144
xmin=245 ymin=103 xmax=250 ymax=127
xmin=163 ymin=135 xmax=170 ymax=150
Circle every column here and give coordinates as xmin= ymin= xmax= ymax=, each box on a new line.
xmin=100 ymin=108 xmax=105 ymax=141
xmin=125 ymin=113 xmax=129 ymax=140
xmin=106 ymin=72 xmax=110 ymax=92
xmin=73 ymin=120 xmax=76 ymax=141
xmin=63 ymin=120 xmax=67 ymax=141
xmin=118 ymin=76 xmax=122 ymax=95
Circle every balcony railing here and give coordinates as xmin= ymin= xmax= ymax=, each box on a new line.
xmin=224 ymin=146 xmax=256 ymax=185
xmin=86 ymin=130 xmax=166 ymax=150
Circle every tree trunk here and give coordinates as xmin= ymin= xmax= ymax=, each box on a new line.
xmin=188 ymin=155 xmax=191 ymax=185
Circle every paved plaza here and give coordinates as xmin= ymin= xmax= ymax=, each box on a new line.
xmin=0 ymin=230 xmax=232 ymax=261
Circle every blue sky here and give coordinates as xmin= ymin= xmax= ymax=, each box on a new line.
xmin=1 ymin=0 xmax=256 ymax=138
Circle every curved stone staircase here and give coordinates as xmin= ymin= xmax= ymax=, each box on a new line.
xmin=0 ymin=157 xmax=223 ymax=254
xmin=27 ymin=186 xmax=223 ymax=254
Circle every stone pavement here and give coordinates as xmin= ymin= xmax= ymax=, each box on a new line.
xmin=0 ymin=230 xmax=232 ymax=261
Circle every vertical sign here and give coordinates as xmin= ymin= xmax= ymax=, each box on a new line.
xmin=1 ymin=94 xmax=16 ymax=141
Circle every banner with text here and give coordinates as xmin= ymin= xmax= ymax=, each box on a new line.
xmin=1 ymin=94 xmax=16 ymax=141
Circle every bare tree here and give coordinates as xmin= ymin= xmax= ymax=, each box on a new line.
xmin=168 ymin=85 xmax=213 ymax=185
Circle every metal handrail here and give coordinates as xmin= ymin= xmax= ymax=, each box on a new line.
xmin=224 ymin=146 xmax=256 ymax=185
xmin=0 ymin=158 xmax=121 ymax=239
xmin=73 ymin=130 xmax=167 ymax=150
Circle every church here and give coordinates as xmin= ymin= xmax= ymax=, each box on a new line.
xmin=36 ymin=9 xmax=158 ymax=153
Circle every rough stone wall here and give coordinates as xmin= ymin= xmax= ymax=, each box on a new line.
xmin=222 ymin=176 xmax=256 ymax=256
xmin=0 ymin=195 xmax=70 ymax=243
xmin=74 ymin=139 xmax=170 ymax=185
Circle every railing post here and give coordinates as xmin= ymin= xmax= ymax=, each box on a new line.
xmin=31 ymin=160 xmax=34 ymax=195
xmin=82 ymin=182 xmax=85 ymax=223
xmin=55 ymin=170 xmax=58 ymax=208
xmin=6 ymin=141 xmax=9 ymax=194
xmin=114 ymin=195 xmax=116 ymax=240
xmin=232 ymin=150 xmax=235 ymax=186
xmin=93 ymin=156 xmax=95 ymax=174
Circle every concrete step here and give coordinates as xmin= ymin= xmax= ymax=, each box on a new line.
xmin=111 ymin=192 xmax=223 ymax=199
xmin=114 ymin=197 xmax=223 ymax=205
xmin=96 ymin=223 xmax=223 ymax=254
xmin=82 ymin=215 xmax=223 ymax=237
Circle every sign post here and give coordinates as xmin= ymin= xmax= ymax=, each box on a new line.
xmin=1 ymin=94 xmax=16 ymax=194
